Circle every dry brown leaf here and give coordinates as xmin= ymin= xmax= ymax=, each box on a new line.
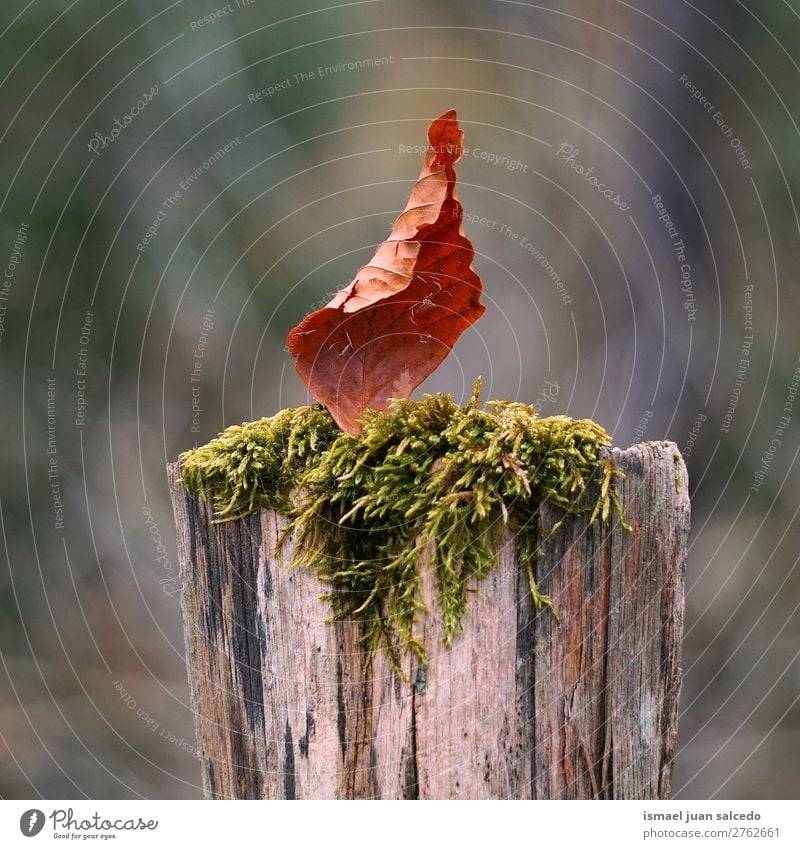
xmin=287 ymin=110 xmax=485 ymax=433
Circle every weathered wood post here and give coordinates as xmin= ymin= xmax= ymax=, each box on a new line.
xmin=168 ymin=440 xmax=688 ymax=799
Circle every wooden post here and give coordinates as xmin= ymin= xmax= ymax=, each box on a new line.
xmin=168 ymin=440 xmax=688 ymax=799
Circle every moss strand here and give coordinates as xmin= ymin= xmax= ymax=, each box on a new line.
xmin=179 ymin=381 xmax=623 ymax=672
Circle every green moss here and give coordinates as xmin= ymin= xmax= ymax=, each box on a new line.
xmin=179 ymin=381 xmax=625 ymax=672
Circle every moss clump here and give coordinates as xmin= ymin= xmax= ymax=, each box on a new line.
xmin=180 ymin=381 xmax=623 ymax=672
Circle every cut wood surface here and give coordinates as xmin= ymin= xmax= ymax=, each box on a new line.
xmin=168 ymin=440 xmax=689 ymax=799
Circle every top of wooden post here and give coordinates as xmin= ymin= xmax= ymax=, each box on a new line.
xmin=169 ymin=425 xmax=689 ymax=800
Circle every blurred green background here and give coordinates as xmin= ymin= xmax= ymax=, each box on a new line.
xmin=1 ymin=0 xmax=798 ymax=798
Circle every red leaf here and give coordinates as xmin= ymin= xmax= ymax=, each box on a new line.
xmin=287 ymin=110 xmax=486 ymax=433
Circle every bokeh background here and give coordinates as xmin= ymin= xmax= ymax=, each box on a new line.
xmin=1 ymin=0 xmax=799 ymax=799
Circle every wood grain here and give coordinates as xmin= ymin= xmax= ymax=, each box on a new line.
xmin=168 ymin=440 xmax=689 ymax=799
